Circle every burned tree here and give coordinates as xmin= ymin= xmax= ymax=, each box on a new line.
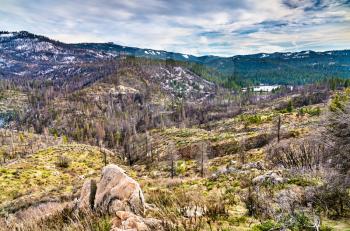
xmin=167 ymin=141 xmax=178 ymax=178
xmin=196 ymin=141 xmax=208 ymax=178
xmin=95 ymin=122 xmax=106 ymax=166
xmin=277 ymin=115 xmax=281 ymax=143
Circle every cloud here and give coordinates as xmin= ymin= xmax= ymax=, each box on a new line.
xmin=0 ymin=0 xmax=349 ymax=56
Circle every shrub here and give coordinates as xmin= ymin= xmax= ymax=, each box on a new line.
xmin=286 ymin=100 xmax=293 ymax=113
xmin=244 ymin=133 xmax=272 ymax=150
xmin=239 ymin=114 xmax=264 ymax=126
xmin=205 ymin=191 xmax=228 ymax=219
xmin=56 ymin=155 xmax=70 ymax=168
xmin=308 ymin=179 xmax=350 ymax=218
xmin=298 ymin=107 xmax=321 ymax=116
xmin=176 ymin=160 xmax=187 ymax=175
xmin=243 ymin=186 xmax=271 ymax=218
xmin=326 ymin=102 xmax=350 ymax=173
xmin=267 ymin=138 xmax=326 ymax=170
xmin=252 ymin=220 xmax=280 ymax=231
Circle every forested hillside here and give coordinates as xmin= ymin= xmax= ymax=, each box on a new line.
xmin=0 ymin=31 xmax=350 ymax=231
xmin=1 ymin=31 xmax=349 ymax=87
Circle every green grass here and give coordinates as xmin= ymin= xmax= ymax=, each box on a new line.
xmin=0 ymin=144 xmax=116 ymax=212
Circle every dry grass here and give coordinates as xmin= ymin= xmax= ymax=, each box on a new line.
xmin=0 ymin=144 xmax=122 ymax=214
xmin=0 ymin=203 xmax=112 ymax=231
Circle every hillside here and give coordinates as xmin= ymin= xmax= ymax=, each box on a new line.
xmin=1 ymin=31 xmax=350 ymax=231
xmin=1 ymin=31 xmax=349 ymax=86
xmin=202 ymin=50 xmax=350 ymax=85
xmin=1 ymin=85 xmax=350 ymax=230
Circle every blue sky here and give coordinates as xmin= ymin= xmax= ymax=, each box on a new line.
xmin=1 ymin=0 xmax=349 ymax=56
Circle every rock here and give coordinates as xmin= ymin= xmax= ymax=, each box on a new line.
xmin=111 ymin=211 xmax=163 ymax=231
xmin=210 ymin=166 xmax=238 ymax=179
xmin=241 ymin=161 xmax=265 ymax=170
xmin=252 ymin=172 xmax=284 ymax=186
xmin=94 ymin=165 xmax=145 ymax=214
xmin=184 ymin=206 xmax=206 ymax=218
xmin=94 ymin=164 xmax=145 ymax=215
xmin=77 ymin=165 xmax=163 ymax=230
xmin=77 ymin=164 xmax=145 ymax=215
xmin=78 ymin=179 xmax=97 ymax=211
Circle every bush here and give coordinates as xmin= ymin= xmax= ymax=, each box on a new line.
xmin=205 ymin=191 xmax=228 ymax=219
xmin=267 ymin=138 xmax=326 ymax=170
xmin=239 ymin=114 xmax=267 ymax=126
xmin=326 ymin=102 xmax=350 ymax=173
xmin=244 ymin=133 xmax=273 ymax=150
xmin=252 ymin=220 xmax=280 ymax=231
xmin=286 ymin=100 xmax=293 ymax=112
xmin=56 ymin=155 xmax=70 ymax=168
xmin=176 ymin=160 xmax=187 ymax=175
xmin=298 ymin=107 xmax=321 ymax=116
xmin=309 ymin=179 xmax=350 ymax=218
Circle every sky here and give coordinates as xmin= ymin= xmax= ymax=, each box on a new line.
xmin=0 ymin=0 xmax=350 ymax=56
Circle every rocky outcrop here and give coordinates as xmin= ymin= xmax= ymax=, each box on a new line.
xmin=78 ymin=164 xmax=163 ymax=231
xmin=78 ymin=164 xmax=145 ymax=215
xmin=241 ymin=161 xmax=265 ymax=170
xmin=252 ymin=172 xmax=284 ymax=186
xmin=77 ymin=179 xmax=97 ymax=211
xmin=94 ymin=165 xmax=145 ymax=215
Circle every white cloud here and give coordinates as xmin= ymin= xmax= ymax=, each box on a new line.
xmin=0 ymin=0 xmax=349 ymax=56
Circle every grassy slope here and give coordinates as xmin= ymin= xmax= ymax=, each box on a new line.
xmin=0 ymin=144 xmax=122 ymax=214
xmin=0 ymin=90 xmax=28 ymax=113
xmin=132 ymin=97 xmax=349 ymax=230
xmin=0 ymin=91 xmax=349 ymax=230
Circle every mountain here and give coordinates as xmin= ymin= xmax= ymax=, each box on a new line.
xmin=1 ymin=31 xmax=350 ymax=85
xmin=0 ymin=31 xmax=113 ymax=81
xmin=202 ymin=50 xmax=350 ymax=85
xmin=1 ymin=31 xmax=350 ymax=231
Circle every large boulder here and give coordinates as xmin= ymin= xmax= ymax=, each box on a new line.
xmin=77 ymin=165 xmax=163 ymax=230
xmin=78 ymin=164 xmax=145 ymax=215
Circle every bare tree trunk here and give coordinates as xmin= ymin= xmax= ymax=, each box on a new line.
xmin=171 ymin=158 xmax=175 ymax=178
xmin=103 ymin=150 xmax=107 ymax=166
xmin=10 ymin=130 xmax=14 ymax=157
xmin=201 ymin=147 xmax=204 ymax=178
xmin=277 ymin=115 xmax=281 ymax=143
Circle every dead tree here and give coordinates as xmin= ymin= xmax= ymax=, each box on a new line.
xmin=196 ymin=142 xmax=208 ymax=177
xmin=96 ymin=122 xmax=106 ymax=166
xmin=145 ymin=131 xmax=152 ymax=161
xmin=168 ymin=141 xmax=178 ymax=178
xmin=277 ymin=115 xmax=281 ymax=143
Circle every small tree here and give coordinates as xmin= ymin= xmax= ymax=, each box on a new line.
xmin=62 ymin=135 xmax=69 ymax=144
xmin=287 ymin=100 xmax=293 ymax=113
xmin=56 ymin=155 xmax=70 ymax=168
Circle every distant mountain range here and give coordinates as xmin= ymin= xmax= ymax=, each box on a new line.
xmin=1 ymin=31 xmax=349 ymax=85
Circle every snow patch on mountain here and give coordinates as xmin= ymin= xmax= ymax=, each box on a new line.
xmin=151 ymin=66 xmax=215 ymax=101
xmin=0 ymin=33 xmax=14 ymax=37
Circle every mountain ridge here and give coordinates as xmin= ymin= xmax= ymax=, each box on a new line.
xmin=1 ymin=30 xmax=350 ymax=85
xmin=3 ymin=30 xmax=348 ymax=59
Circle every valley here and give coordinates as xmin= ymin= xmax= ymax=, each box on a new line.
xmin=0 ymin=31 xmax=349 ymax=231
